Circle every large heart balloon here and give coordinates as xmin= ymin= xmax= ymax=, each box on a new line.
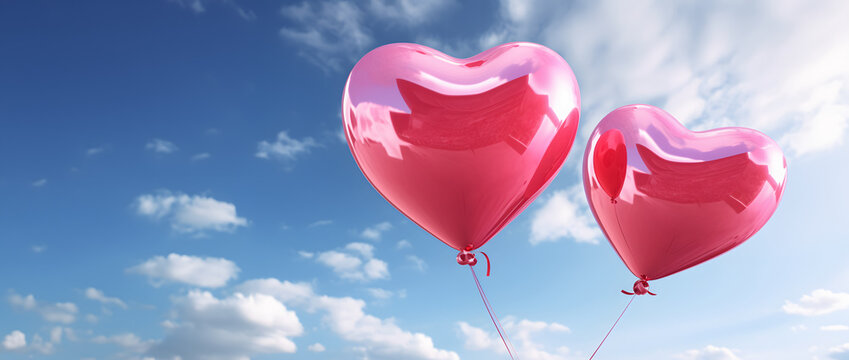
xmin=343 ymin=42 xmax=580 ymax=252
xmin=583 ymin=105 xmax=787 ymax=281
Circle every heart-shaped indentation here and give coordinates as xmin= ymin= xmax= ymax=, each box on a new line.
xmin=343 ymin=42 xmax=580 ymax=251
xmin=583 ymin=105 xmax=787 ymax=280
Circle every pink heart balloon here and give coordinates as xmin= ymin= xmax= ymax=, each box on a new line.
xmin=343 ymin=42 xmax=580 ymax=252
xmin=583 ymin=105 xmax=787 ymax=281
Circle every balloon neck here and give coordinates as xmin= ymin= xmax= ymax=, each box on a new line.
xmin=621 ymin=277 xmax=656 ymax=296
xmin=456 ymin=251 xmax=478 ymax=266
xmin=610 ymin=198 xmax=617 ymax=204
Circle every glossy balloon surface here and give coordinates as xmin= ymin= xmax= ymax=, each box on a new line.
xmin=583 ymin=105 xmax=787 ymax=280
xmin=343 ymin=42 xmax=580 ymax=251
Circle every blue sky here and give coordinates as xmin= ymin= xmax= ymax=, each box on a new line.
xmin=2 ymin=1 xmax=849 ymax=359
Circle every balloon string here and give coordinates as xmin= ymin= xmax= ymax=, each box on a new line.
xmin=588 ymin=295 xmax=635 ymax=360
xmin=470 ymin=265 xmax=519 ymax=360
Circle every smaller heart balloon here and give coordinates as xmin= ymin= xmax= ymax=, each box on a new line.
xmin=583 ymin=105 xmax=787 ymax=281
xmin=593 ymin=129 xmax=628 ymax=201
xmin=343 ymin=42 xmax=580 ymax=252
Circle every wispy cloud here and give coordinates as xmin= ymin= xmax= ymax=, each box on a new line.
xmin=280 ymin=0 xmax=452 ymax=71
xmin=367 ymin=288 xmax=406 ymax=300
xmin=308 ymin=219 xmax=333 ymax=227
xmin=145 ymin=139 xmax=178 ymax=154
xmin=169 ymin=0 xmax=255 ymax=20
xmin=92 ymin=333 xmax=152 ymax=353
xmin=280 ymin=1 xmax=372 ymax=72
xmin=191 ymin=152 xmax=210 ymax=161
xmin=406 ymin=255 xmax=427 ymax=272
xmin=84 ymin=288 xmax=127 ymax=309
xmin=31 ymin=179 xmax=47 ymax=187
xmin=361 ymin=221 xmax=392 ymax=240
xmin=86 ymin=146 xmax=106 ymax=156
xmin=256 ymin=131 xmax=318 ymax=162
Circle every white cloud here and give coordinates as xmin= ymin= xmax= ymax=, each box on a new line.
xmin=145 ymin=138 xmax=178 ymax=154
xmin=298 ymin=251 xmax=315 ymax=259
xmin=31 ymin=245 xmax=47 ymax=253
xmin=128 ymin=253 xmax=240 ymax=288
xmin=2 ymin=330 xmax=26 ymax=350
xmin=256 ymin=131 xmax=318 ymax=162
xmin=397 ymin=240 xmax=412 ymax=249
xmin=361 ymin=221 xmax=392 ymax=240
xmin=31 ymin=179 xmax=47 ymax=187
xmin=822 ymin=325 xmax=849 ymax=331
xmin=315 ymin=242 xmax=389 ymax=281
xmin=84 ymin=287 xmax=127 ymax=309
xmin=147 ymin=290 xmax=303 ymax=360
xmin=346 ymin=242 xmax=375 ymax=258
xmin=783 ymin=289 xmax=849 ymax=316
xmin=479 ymin=0 xmax=849 ymax=158
xmin=135 ymin=191 xmax=248 ymax=234
xmin=308 ymin=342 xmax=326 ymax=352
xmin=457 ymin=318 xmax=571 ymax=360
xmin=191 ymin=152 xmax=211 ymax=161
xmin=530 ymin=186 xmax=601 ymax=245
xmin=677 ymin=345 xmax=741 ymax=360
xmin=238 ymin=278 xmax=459 ymax=360
xmin=8 ymin=292 xmax=78 ymax=324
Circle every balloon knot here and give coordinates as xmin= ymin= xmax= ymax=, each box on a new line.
xmin=622 ymin=278 xmax=656 ymax=296
xmin=457 ymin=251 xmax=477 ymax=266
xmin=610 ymin=198 xmax=617 ymax=204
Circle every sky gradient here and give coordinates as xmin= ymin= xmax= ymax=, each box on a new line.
xmin=2 ymin=1 xmax=849 ymax=360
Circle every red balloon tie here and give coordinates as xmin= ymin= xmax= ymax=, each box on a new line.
xmin=458 ymin=251 xmax=518 ymax=359
xmin=621 ymin=278 xmax=657 ymax=296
